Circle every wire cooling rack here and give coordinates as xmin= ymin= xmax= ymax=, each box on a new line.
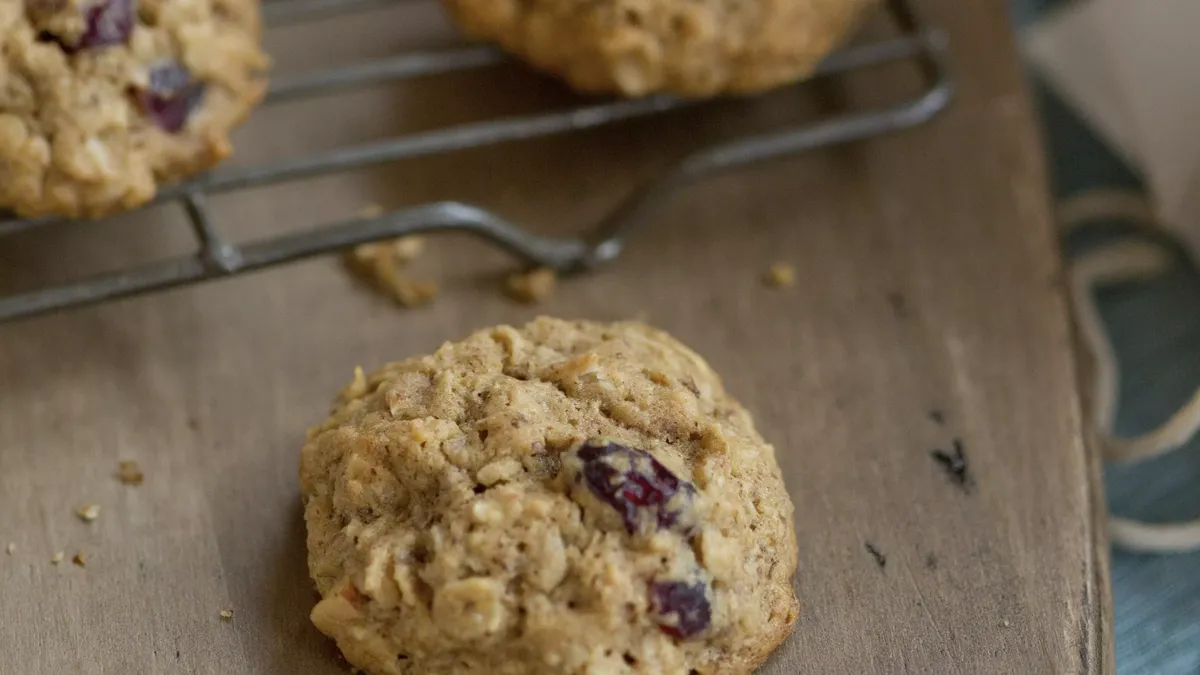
xmin=0 ymin=0 xmax=953 ymax=323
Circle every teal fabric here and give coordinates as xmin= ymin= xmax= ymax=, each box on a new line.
xmin=1011 ymin=2 xmax=1200 ymax=673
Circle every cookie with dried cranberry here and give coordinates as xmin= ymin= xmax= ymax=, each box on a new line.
xmin=300 ymin=317 xmax=799 ymax=675
xmin=441 ymin=0 xmax=875 ymax=97
xmin=0 ymin=0 xmax=267 ymax=218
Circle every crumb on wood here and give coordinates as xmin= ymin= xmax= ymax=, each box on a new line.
xmin=116 ymin=460 xmax=144 ymax=486
xmin=387 ymin=278 xmax=439 ymax=307
xmin=504 ymin=268 xmax=557 ymax=304
xmin=51 ymin=551 xmax=64 ymax=565
xmin=347 ymin=236 xmax=425 ymax=269
xmin=5 ymin=542 xmax=15 ymax=555
xmin=764 ymin=262 xmax=796 ymax=288
xmin=1001 ymin=618 xmax=1011 ymax=628
xmin=344 ymin=237 xmax=434 ymax=307
xmin=76 ymin=504 xmax=101 ymax=522
xmin=390 ymin=237 xmax=425 ymax=264
xmin=925 ymin=553 xmax=938 ymax=570
xmin=864 ymin=542 xmax=887 ymax=569
xmin=72 ymin=551 xmax=87 ymax=568
xmin=931 ymin=438 xmax=972 ymax=492
xmin=928 ymin=409 xmax=945 ymax=425
xmin=219 ymin=609 xmax=234 ymax=620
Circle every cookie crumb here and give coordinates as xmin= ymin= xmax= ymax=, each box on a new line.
xmin=370 ymin=272 xmax=438 ymax=307
xmin=344 ymin=237 xmax=433 ymax=307
xmin=764 ymin=263 xmax=796 ymax=288
xmin=1001 ymin=619 xmax=1010 ymax=627
xmin=388 ymin=278 xmax=439 ymax=307
xmin=72 ymin=551 xmax=87 ymax=568
xmin=391 ymin=237 xmax=425 ymax=263
xmin=5 ymin=542 xmax=15 ymax=555
xmin=347 ymin=236 xmax=424 ymax=268
xmin=76 ymin=504 xmax=101 ymax=522
xmin=116 ymin=461 xmax=144 ymax=486
xmin=219 ymin=609 xmax=234 ymax=620
xmin=50 ymin=551 xmax=64 ymax=565
xmin=504 ymin=268 xmax=557 ymax=304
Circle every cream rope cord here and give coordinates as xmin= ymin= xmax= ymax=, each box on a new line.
xmin=1063 ymin=189 xmax=1200 ymax=554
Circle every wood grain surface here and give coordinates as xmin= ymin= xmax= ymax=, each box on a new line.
xmin=0 ymin=1 xmax=1112 ymax=673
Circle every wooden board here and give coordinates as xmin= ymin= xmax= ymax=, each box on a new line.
xmin=0 ymin=1 xmax=1113 ymax=673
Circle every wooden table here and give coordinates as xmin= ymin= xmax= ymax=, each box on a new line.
xmin=0 ymin=1 xmax=1112 ymax=672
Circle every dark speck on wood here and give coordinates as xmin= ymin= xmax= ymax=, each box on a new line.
xmin=925 ymin=554 xmax=938 ymax=570
xmin=932 ymin=438 xmax=972 ymax=492
xmin=928 ymin=409 xmax=945 ymax=425
xmin=887 ymin=292 xmax=908 ymax=318
xmin=864 ymin=542 xmax=886 ymax=570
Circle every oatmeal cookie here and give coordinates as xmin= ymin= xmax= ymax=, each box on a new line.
xmin=300 ymin=317 xmax=799 ymax=675
xmin=0 ymin=0 xmax=267 ymax=218
xmin=440 ymin=0 xmax=874 ymax=97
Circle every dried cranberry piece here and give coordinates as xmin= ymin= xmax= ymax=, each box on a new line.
xmin=82 ymin=0 xmax=135 ymax=48
xmin=51 ymin=0 xmax=135 ymax=51
xmin=132 ymin=62 xmax=205 ymax=133
xmin=650 ymin=580 xmax=711 ymax=639
xmin=573 ymin=439 xmax=696 ymax=535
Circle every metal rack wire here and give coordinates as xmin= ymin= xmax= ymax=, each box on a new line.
xmin=0 ymin=0 xmax=953 ymax=323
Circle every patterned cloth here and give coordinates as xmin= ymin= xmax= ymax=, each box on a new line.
xmin=1011 ymin=1 xmax=1200 ymax=673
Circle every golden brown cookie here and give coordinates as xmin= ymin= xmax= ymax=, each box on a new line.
xmin=300 ymin=317 xmax=799 ymax=675
xmin=0 ymin=0 xmax=268 ymax=218
xmin=441 ymin=0 xmax=875 ymax=97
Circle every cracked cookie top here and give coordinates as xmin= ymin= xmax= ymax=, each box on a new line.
xmin=300 ymin=317 xmax=799 ymax=675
